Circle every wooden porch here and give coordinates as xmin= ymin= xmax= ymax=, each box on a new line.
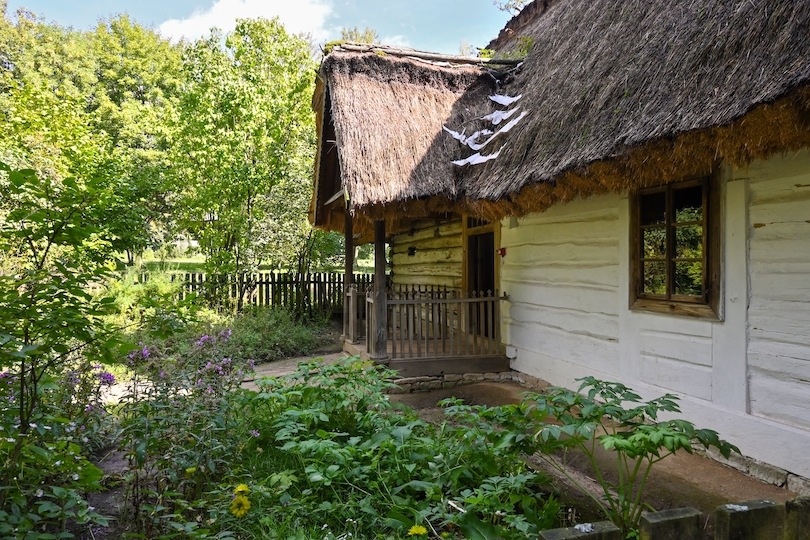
xmin=343 ymin=284 xmax=510 ymax=378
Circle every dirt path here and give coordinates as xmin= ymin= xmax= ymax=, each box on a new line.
xmin=241 ymin=351 xmax=347 ymax=391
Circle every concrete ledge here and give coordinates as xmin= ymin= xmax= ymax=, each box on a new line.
xmin=639 ymin=507 xmax=701 ymax=540
xmin=715 ymin=499 xmax=785 ymax=540
xmin=539 ymin=521 xmax=621 ymax=540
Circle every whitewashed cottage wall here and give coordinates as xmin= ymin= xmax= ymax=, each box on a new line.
xmin=499 ymin=151 xmax=810 ymax=480
xmin=746 ymin=152 xmax=810 ymax=431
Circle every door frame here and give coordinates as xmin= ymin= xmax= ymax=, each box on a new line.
xmin=461 ymin=215 xmax=501 ymax=295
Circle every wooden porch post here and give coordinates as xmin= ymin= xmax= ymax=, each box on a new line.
xmin=370 ymin=220 xmax=388 ymax=361
xmin=342 ymin=212 xmax=354 ymax=342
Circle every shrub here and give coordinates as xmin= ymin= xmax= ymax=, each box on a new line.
xmin=524 ymin=377 xmax=740 ymax=534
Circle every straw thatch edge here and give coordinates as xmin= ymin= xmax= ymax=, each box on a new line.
xmin=341 ymin=85 xmax=810 ymax=239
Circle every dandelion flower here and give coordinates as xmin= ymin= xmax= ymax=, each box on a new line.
xmin=407 ymin=524 xmax=428 ymax=536
xmin=234 ymin=483 xmax=250 ymax=495
xmin=230 ymin=494 xmax=250 ymax=518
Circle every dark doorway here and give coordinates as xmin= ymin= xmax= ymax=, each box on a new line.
xmin=467 ymin=231 xmax=495 ymax=336
xmin=467 ymin=231 xmax=495 ymax=295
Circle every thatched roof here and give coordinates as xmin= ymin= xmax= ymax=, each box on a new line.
xmin=312 ymin=0 xmax=810 ymax=233
xmin=310 ymin=45 xmax=515 ymax=233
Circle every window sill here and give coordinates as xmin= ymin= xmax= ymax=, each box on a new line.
xmin=630 ymin=298 xmax=722 ymax=321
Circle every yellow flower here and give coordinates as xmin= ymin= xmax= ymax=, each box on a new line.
xmin=407 ymin=524 xmax=428 ymax=536
xmin=234 ymin=483 xmax=250 ymax=495
xmin=185 ymin=467 xmax=197 ymax=476
xmin=230 ymin=494 xmax=251 ymax=518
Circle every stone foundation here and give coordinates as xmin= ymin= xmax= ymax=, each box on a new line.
xmin=702 ymin=447 xmax=810 ymax=496
xmin=388 ymin=371 xmax=517 ymax=394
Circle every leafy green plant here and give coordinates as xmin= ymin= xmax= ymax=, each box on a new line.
xmin=118 ymin=330 xmax=255 ymax=538
xmin=248 ymin=359 xmax=558 ymax=539
xmin=524 ymin=377 xmax=740 ymax=533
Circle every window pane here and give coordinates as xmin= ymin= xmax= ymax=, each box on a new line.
xmin=641 ymin=191 xmax=666 ymax=225
xmin=674 ymin=185 xmax=703 ymax=223
xmin=675 ymin=225 xmax=703 ymax=258
xmin=675 ymin=261 xmax=703 ymax=296
xmin=643 ymin=227 xmax=666 ymax=258
xmin=643 ymin=261 xmax=666 ymax=295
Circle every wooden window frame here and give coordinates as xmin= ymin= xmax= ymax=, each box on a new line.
xmin=629 ymin=172 xmax=722 ymax=320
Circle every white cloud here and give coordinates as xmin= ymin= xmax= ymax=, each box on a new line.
xmin=380 ymin=34 xmax=410 ymax=48
xmin=159 ymin=0 xmax=333 ymax=43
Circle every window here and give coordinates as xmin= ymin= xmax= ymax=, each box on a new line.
xmin=630 ymin=175 xmax=721 ymax=319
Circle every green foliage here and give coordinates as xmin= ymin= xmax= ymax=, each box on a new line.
xmin=116 ymin=357 xmax=559 ymax=538
xmin=340 ymin=26 xmax=380 ymax=44
xmin=524 ymin=377 xmax=740 ymax=533
xmin=493 ymin=0 xmax=530 ymax=15
xmin=0 ymin=12 xmax=183 ymax=262
xmin=0 ymin=359 xmax=116 ymax=536
xmin=0 ymin=163 xmax=121 ymax=432
xmin=0 ymin=161 xmax=184 ymax=537
xmin=169 ymin=18 xmax=318 ymax=308
xmin=244 ymin=360 xmax=558 ymax=539
xmin=217 ymin=307 xmax=324 ymax=363
xmin=118 ymin=331 xmax=256 ymax=538
xmin=122 ymin=301 xmax=328 ymax=370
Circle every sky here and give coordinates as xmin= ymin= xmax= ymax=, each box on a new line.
xmin=5 ymin=0 xmax=515 ymax=55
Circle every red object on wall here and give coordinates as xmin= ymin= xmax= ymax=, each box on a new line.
xmin=497 ymin=247 xmax=506 ymax=257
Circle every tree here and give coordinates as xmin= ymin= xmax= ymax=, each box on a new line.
xmin=0 ymin=10 xmax=184 ymax=264
xmin=0 ymin=164 xmax=120 ymax=493
xmin=493 ymin=0 xmax=530 ymax=15
xmin=340 ymin=26 xmax=380 ymax=44
xmin=459 ymin=39 xmax=475 ymax=57
xmin=169 ymin=18 xmax=317 ymax=309
xmin=89 ymin=15 xmax=185 ymax=263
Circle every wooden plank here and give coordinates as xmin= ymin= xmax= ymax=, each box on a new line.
xmin=388 ymin=355 xmax=510 ymax=378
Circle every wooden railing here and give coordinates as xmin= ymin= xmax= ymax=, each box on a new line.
xmin=363 ymin=285 xmax=504 ymax=359
xmin=344 ymin=283 xmax=371 ymax=343
xmin=140 ymin=272 xmax=372 ymax=314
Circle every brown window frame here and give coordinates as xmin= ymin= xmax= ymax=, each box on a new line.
xmin=629 ymin=173 xmax=722 ymax=320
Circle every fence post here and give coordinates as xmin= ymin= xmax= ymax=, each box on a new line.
xmin=369 ymin=220 xmax=388 ymax=361
xmin=715 ymin=500 xmax=785 ymax=540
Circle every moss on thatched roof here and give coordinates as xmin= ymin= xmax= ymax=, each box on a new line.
xmin=312 ymin=1 xmax=810 ymax=233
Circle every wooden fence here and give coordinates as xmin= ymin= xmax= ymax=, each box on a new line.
xmin=359 ymin=284 xmax=504 ymax=359
xmin=140 ymin=272 xmax=373 ymax=314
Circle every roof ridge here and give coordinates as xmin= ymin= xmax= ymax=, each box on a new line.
xmin=331 ymin=43 xmax=521 ymax=67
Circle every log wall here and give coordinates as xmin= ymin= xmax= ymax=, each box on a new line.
xmin=390 ymin=219 xmax=463 ymax=291
xmin=499 ymin=151 xmax=810 ymax=481
xmin=746 ymin=151 xmax=810 ymax=430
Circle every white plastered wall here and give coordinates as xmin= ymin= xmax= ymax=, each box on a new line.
xmin=500 ymin=151 xmax=810 ymax=478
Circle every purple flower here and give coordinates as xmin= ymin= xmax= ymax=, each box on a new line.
xmin=97 ymin=372 xmax=116 ymax=386
xmin=85 ymin=404 xmax=93 ymax=412
xmin=159 ymin=371 xmax=165 ymax=378
xmin=250 ymin=430 xmax=260 ymax=438
xmin=196 ymin=335 xmax=210 ymax=347
xmin=142 ymin=347 xmax=150 ymax=359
